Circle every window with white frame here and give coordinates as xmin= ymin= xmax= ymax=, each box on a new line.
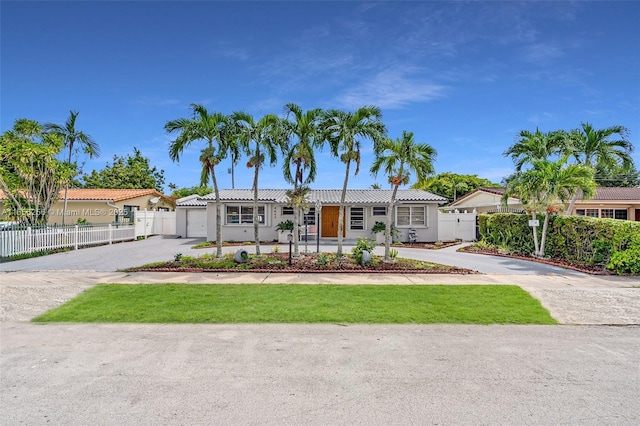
xmin=601 ymin=209 xmax=614 ymax=219
xmin=282 ymin=206 xmax=294 ymax=216
xmin=372 ymin=206 xmax=387 ymax=216
xmin=585 ymin=209 xmax=599 ymax=218
xmin=396 ymin=205 xmax=426 ymax=226
xmin=577 ymin=208 xmax=628 ymax=220
xmin=303 ymin=207 xmax=316 ymax=225
xmin=350 ymin=207 xmax=364 ymax=230
xmin=614 ymin=209 xmax=628 ymax=220
xmin=226 ymin=205 xmax=265 ymax=224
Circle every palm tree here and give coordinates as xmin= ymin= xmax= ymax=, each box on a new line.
xmin=165 ymin=104 xmax=232 ymax=257
xmin=44 ymin=111 xmax=100 ymax=226
xmin=232 ymin=111 xmax=283 ymax=255
xmin=503 ymin=128 xmax=568 ymax=172
xmin=322 ymin=106 xmax=386 ymax=256
xmin=281 ymin=103 xmax=323 ymax=256
xmin=564 ymin=122 xmax=634 ymax=215
xmin=504 ymin=156 xmax=595 ymax=257
xmin=370 ymin=131 xmax=437 ymax=261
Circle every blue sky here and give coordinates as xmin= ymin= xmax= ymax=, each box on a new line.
xmin=2 ymin=1 xmax=639 ymax=193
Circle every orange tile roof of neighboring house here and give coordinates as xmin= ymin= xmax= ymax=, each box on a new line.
xmin=477 ymin=187 xmax=506 ymax=196
xmin=0 ymin=188 xmax=175 ymax=205
xmin=451 ymin=186 xmax=640 ymax=205
xmin=449 ymin=187 xmax=510 ymax=205
xmin=577 ymin=187 xmax=640 ymax=201
xmin=63 ymin=188 xmax=175 ymax=204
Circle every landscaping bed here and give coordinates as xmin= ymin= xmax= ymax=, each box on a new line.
xmin=391 ymin=241 xmax=461 ymax=250
xmin=126 ymin=252 xmax=475 ymax=274
xmin=192 ymin=240 xmax=461 ymax=250
xmin=458 ymin=244 xmax=613 ymax=275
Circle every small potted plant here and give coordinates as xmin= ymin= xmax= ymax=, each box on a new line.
xmin=371 ymin=221 xmax=399 ymax=244
xmin=371 ymin=221 xmax=386 ymax=244
xmin=275 ymin=220 xmax=294 ymax=243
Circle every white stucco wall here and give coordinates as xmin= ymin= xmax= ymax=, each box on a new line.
xmin=202 ymin=201 xmax=443 ymax=243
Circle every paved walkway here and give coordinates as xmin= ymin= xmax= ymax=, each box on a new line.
xmin=1 ymin=236 xmax=639 ymax=324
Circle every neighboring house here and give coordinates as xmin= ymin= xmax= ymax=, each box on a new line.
xmin=176 ymin=189 xmax=447 ymax=242
xmin=570 ymin=187 xmax=640 ymax=221
xmin=0 ymin=188 xmax=175 ymax=225
xmin=445 ymin=187 xmax=523 ymax=214
xmin=447 ymin=186 xmax=640 ymax=221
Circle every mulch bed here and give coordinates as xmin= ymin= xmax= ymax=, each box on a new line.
xmin=195 ymin=241 xmax=462 ymax=250
xmin=458 ymin=245 xmax=614 ymax=275
xmin=391 ymin=241 xmax=461 ymax=250
xmin=129 ymin=252 xmax=476 ymax=275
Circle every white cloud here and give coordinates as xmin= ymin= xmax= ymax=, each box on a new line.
xmin=527 ymin=112 xmax=556 ymax=125
xmin=469 ymin=167 xmax=514 ymax=184
xmin=522 ymin=43 xmax=564 ymax=62
xmin=336 ymin=68 xmax=447 ymax=109
xmin=132 ymin=97 xmax=181 ymax=107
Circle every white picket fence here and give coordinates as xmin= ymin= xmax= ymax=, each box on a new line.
xmin=0 ymin=224 xmax=136 ymax=258
xmin=0 ymin=209 xmax=178 ymax=258
xmin=438 ymin=210 xmax=477 ymax=242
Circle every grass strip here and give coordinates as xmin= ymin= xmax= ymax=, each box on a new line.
xmin=33 ymin=284 xmax=556 ymax=324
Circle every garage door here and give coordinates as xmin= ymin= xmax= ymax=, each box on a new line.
xmin=186 ymin=209 xmax=207 ymax=237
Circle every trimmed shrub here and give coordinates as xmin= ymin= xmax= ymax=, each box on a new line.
xmin=607 ymin=234 xmax=640 ymax=275
xmin=478 ymin=213 xmax=640 ymax=274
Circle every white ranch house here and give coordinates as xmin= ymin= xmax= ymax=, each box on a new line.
xmin=176 ymin=189 xmax=448 ymax=243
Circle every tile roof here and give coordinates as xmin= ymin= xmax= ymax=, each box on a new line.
xmin=449 ymin=186 xmax=640 ymax=205
xmin=63 ymin=188 xmax=174 ymax=203
xmin=578 ymin=187 xmax=640 ymax=201
xmin=1 ymin=188 xmax=174 ymax=204
xmin=198 ymin=189 xmax=447 ymax=204
xmin=449 ymin=187 xmax=510 ymax=205
xmin=176 ymin=194 xmax=207 ymax=207
xmin=477 ymin=187 xmax=506 ymax=196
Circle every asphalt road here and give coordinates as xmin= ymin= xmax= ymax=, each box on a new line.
xmin=2 ymin=323 xmax=638 ymax=425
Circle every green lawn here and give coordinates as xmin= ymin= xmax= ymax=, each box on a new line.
xmin=33 ymin=284 xmax=556 ymax=324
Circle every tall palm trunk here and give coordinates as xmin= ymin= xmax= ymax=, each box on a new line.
xmin=292 ymin=166 xmax=301 ymax=257
xmin=211 ymin=165 xmax=223 ymax=258
xmin=337 ymin=160 xmax=351 ymax=256
xmin=253 ymin=146 xmax=261 ymax=255
xmin=538 ymin=211 xmax=551 ymax=257
xmin=385 ymin=184 xmax=400 ymax=261
xmin=61 ymin=143 xmax=74 ymax=226
xmin=530 ymin=211 xmax=540 ymax=257
xmin=565 ymin=192 xmax=579 ymax=216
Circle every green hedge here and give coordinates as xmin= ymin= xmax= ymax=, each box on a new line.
xmin=478 ymin=213 xmax=640 ymax=274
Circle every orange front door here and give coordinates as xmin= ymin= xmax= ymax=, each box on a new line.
xmin=321 ymin=206 xmax=344 ymax=237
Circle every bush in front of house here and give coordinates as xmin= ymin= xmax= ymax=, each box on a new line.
xmin=479 ymin=213 xmax=535 ymax=255
xmin=606 ymin=234 xmax=640 ymax=275
xmin=478 ymin=213 xmax=640 ymax=274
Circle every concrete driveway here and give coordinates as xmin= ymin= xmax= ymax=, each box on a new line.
xmin=0 ymin=236 xmax=206 ymax=272
xmin=0 ymin=235 xmax=586 ymax=275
